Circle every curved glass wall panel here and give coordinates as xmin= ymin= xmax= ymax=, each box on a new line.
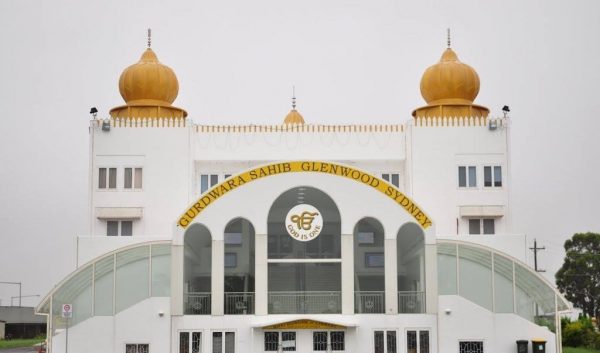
xmin=51 ymin=265 xmax=93 ymax=328
xmin=268 ymin=186 xmax=341 ymax=259
xmin=151 ymin=244 xmax=171 ymax=297
xmin=437 ymin=243 xmax=457 ymax=295
xmin=116 ymin=246 xmax=150 ymax=313
xmin=184 ymin=223 xmax=212 ymax=314
xmin=493 ymin=255 xmax=514 ymax=313
xmin=94 ymin=256 xmax=114 ymax=315
xmin=354 ymin=217 xmax=385 ymax=313
xmin=458 ymin=245 xmax=493 ymax=311
xmin=224 ymin=218 xmax=255 ymax=314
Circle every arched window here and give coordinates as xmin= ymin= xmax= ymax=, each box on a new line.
xmin=354 ymin=217 xmax=385 ymax=313
xmin=267 ymin=186 xmax=342 ymax=314
xmin=397 ymin=222 xmax=425 ymax=313
xmin=184 ymin=223 xmax=212 ymax=315
xmin=224 ymin=218 xmax=255 ymax=314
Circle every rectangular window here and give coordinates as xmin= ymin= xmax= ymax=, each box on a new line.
xmin=312 ymin=331 xmax=345 ymax=351
xmin=366 ymin=253 xmax=385 ymax=267
xmin=281 ymin=332 xmax=296 ymax=351
xmin=125 ymin=344 xmax=149 ymax=353
xmin=224 ymin=253 xmax=237 ymax=268
xmin=382 ymin=174 xmax=390 ymax=182
xmin=468 ymin=219 xmax=495 ymax=235
xmin=374 ymin=331 xmax=396 ymax=353
xmin=381 ymin=173 xmax=400 ymax=187
xmin=200 ymin=174 xmax=219 ymax=193
xmin=484 ymin=166 xmax=502 ymax=187
xmin=313 ymin=332 xmax=328 ymax=351
xmin=124 ymin=168 xmax=133 ymax=188
xmin=212 ymin=331 xmax=235 ymax=353
xmin=179 ymin=332 xmax=201 ymax=353
xmin=330 ymin=331 xmax=345 ymax=351
xmin=224 ymin=233 xmax=242 ymax=245
xmin=358 ymin=232 xmax=375 ymax=244
xmin=458 ymin=166 xmax=476 ymax=187
xmin=99 ymin=167 xmax=117 ymax=189
xmin=459 ymin=341 xmax=484 ymax=353
xmin=125 ymin=168 xmax=143 ymax=189
xmin=407 ymin=330 xmax=429 ymax=353
xmin=107 ymin=220 xmax=134 ymax=236
xmin=264 ymin=332 xmax=279 ymax=352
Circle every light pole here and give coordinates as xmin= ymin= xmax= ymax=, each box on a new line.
xmin=11 ymin=294 xmax=39 ymax=306
xmin=0 ymin=281 xmax=22 ymax=307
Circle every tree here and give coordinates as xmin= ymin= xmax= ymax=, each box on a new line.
xmin=556 ymin=232 xmax=600 ymax=320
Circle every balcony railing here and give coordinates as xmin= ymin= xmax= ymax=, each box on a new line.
xmin=398 ymin=291 xmax=425 ymax=313
xmin=224 ymin=292 xmax=255 ymax=314
xmin=354 ymin=291 xmax=385 ymax=313
xmin=269 ymin=291 xmax=341 ymax=314
xmin=185 ymin=292 xmax=211 ymax=315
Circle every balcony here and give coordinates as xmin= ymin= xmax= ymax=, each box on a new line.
xmin=185 ymin=292 xmax=211 ymax=315
xmin=268 ymin=291 xmax=341 ymax=314
xmin=398 ymin=291 xmax=425 ymax=313
xmin=354 ymin=291 xmax=385 ymax=313
xmin=224 ymin=292 xmax=255 ymax=314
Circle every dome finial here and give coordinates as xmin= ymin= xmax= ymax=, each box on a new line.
xmin=147 ymin=28 xmax=152 ymax=48
xmin=447 ymin=28 xmax=451 ymax=49
xmin=292 ymin=85 xmax=296 ymax=110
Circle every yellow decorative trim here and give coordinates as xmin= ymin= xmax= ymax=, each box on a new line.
xmin=177 ymin=161 xmax=432 ymax=229
xmin=262 ymin=319 xmax=347 ymax=330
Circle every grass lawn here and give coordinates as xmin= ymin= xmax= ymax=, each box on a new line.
xmin=563 ymin=347 xmax=600 ymax=353
xmin=0 ymin=338 xmax=44 ymax=349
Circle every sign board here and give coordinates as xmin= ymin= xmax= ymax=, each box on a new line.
xmin=62 ymin=304 xmax=73 ymax=318
xmin=285 ymin=204 xmax=323 ymax=242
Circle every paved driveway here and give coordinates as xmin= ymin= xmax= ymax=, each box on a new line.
xmin=0 ymin=347 xmax=37 ymax=353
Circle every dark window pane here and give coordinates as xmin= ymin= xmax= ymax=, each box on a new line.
xmin=387 ymin=331 xmax=397 ymax=353
xmin=212 ymin=332 xmax=222 ymax=353
xmin=459 ymin=341 xmax=484 ymax=353
xmin=483 ymin=219 xmax=495 ymax=234
xmin=124 ymin=168 xmax=133 ymax=189
xmin=99 ymin=168 xmax=107 ymax=189
xmin=419 ymin=331 xmax=430 ymax=353
xmin=192 ymin=332 xmax=201 ymax=353
xmin=469 ymin=219 xmax=481 ymax=235
xmin=382 ymin=174 xmax=390 ymax=181
xmin=264 ymin=332 xmax=279 ymax=351
xmin=331 ymin=331 xmax=345 ymax=351
xmin=407 ymin=330 xmax=417 ymax=353
xmin=180 ymin=332 xmax=190 ymax=353
xmin=313 ymin=331 xmax=327 ymax=351
xmin=210 ymin=174 xmax=219 ymax=186
xmin=107 ymin=221 xmax=118 ymax=236
xmin=365 ymin=253 xmax=385 ymax=267
xmin=224 ymin=253 xmax=237 ymax=268
xmin=374 ymin=331 xmax=384 ymax=353
xmin=484 ymin=166 xmax=492 ymax=187
xmin=494 ymin=166 xmax=502 ymax=187
xmin=468 ymin=166 xmax=477 ymax=187
xmin=225 ymin=332 xmax=235 ymax=353
xmin=121 ymin=221 xmax=133 ymax=236
xmin=458 ymin=167 xmax=466 ymax=187
xmin=391 ymin=174 xmax=400 ymax=188
xmin=108 ymin=168 xmax=117 ymax=189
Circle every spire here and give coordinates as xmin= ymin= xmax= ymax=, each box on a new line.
xmin=292 ymin=86 xmax=296 ymax=110
xmin=147 ymin=28 xmax=152 ymax=48
xmin=447 ymin=28 xmax=451 ymax=49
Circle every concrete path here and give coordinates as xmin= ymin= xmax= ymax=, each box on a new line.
xmin=0 ymin=347 xmax=37 ymax=353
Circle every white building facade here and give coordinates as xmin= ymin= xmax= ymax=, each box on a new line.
xmin=37 ymin=41 xmax=569 ymax=353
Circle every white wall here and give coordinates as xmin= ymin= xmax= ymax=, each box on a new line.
xmin=438 ymin=295 xmax=556 ymax=353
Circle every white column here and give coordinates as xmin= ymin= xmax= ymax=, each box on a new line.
xmin=212 ymin=239 xmax=224 ymax=315
xmin=385 ymin=238 xmax=398 ymax=314
xmin=171 ymin=244 xmax=184 ymax=316
xmin=255 ymin=234 xmax=268 ymax=315
xmin=425 ymin=244 xmax=438 ymax=314
xmin=341 ymin=233 xmax=354 ymax=314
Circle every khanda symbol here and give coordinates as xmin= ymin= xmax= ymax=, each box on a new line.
xmin=290 ymin=211 xmax=320 ymax=230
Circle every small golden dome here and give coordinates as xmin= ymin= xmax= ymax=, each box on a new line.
xmin=118 ymin=48 xmax=179 ymax=105
xmin=110 ymin=46 xmax=187 ymax=119
xmin=284 ymin=109 xmax=305 ymax=124
xmin=413 ymin=47 xmax=488 ymax=118
xmin=420 ymin=48 xmax=480 ymax=104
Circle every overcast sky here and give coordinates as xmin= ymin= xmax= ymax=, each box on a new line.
xmin=1 ymin=0 xmax=599 ymax=307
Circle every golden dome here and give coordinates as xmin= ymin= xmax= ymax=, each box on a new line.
xmin=284 ymin=109 xmax=305 ymax=124
xmin=413 ymin=47 xmax=488 ymax=118
xmin=110 ymin=47 xmax=187 ymax=119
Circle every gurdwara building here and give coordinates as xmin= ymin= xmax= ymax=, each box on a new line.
xmin=36 ymin=39 xmax=570 ymax=353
